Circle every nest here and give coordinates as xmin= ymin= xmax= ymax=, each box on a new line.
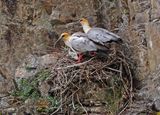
xmin=46 ymin=44 xmax=135 ymax=114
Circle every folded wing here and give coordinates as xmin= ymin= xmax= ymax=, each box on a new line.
xmin=87 ymin=27 xmax=122 ymax=45
xmin=71 ymin=32 xmax=98 ymax=52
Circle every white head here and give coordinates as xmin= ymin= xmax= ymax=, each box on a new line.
xmin=79 ymin=18 xmax=91 ymax=33
xmin=60 ymin=32 xmax=71 ymax=42
xmin=59 ymin=32 xmax=74 ymax=50
xmin=54 ymin=32 xmax=72 ymax=48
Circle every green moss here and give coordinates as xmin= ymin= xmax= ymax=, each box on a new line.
xmin=11 ymin=69 xmax=59 ymax=113
xmin=44 ymin=96 xmax=60 ymax=113
xmin=12 ymin=69 xmax=51 ymax=100
xmin=12 ymin=78 xmax=40 ymax=101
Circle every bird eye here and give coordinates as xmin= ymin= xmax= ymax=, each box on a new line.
xmin=80 ymin=19 xmax=83 ymax=22
xmin=61 ymin=35 xmax=65 ymax=37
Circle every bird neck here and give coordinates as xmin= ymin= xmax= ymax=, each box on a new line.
xmin=64 ymin=37 xmax=71 ymax=47
xmin=83 ymin=24 xmax=91 ymax=33
xmin=63 ymin=36 xmax=70 ymax=42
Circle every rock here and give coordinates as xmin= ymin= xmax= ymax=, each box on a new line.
xmin=0 ymin=0 xmax=160 ymax=114
xmin=0 ymin=96 xmax=16 ymax=109
xmin=153 ymin=99 xmax=160 ymax=111
xmin=38 ymin=54 xmax=58 ymax=67
xmin=0 ymin=65 xmax=13 ymax=80
xmin=0 ymin=74 xmax=5 ymax=81
xmin=129 ymin=0 xmax=160 ymax=79
xmin=0 ymin=80 xmax=14 ymax=97
xmin=0 ymin=97 xmax=10 ymax=109
xmin=5 ymin=108 xmax=16 ymax=113
xmin=15 ymin=54 xmax=58 ymax=82
xmin=40 ymin=0 xmax=53 ymax=15
xmin=15 ymin=66 xmax=38 ymax=80
xmin=24 ymin=55 xmax=39 ymax=68
xmin=123 ymin=64 xmax=160 ymax=114
xmin=50 ymin=10 xmax=64 ymax=25
xmin=15 ymin=54 xmax=39 ymax=79
xmin=38 ymin=81 xmax=50 ymax=97
xmin=24 ymin=98 xmax=34 ymax=105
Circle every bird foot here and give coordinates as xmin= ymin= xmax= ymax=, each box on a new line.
xmin=76 ymin=60 xmax=82 ymax=63
xmin=76 ymin=53 xmax=83 ymax=63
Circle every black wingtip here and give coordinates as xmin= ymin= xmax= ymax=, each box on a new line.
xmin=116 ymin=38 xmax=123 ymax=44
xmin=107 ymin=38 xmax=123 ymax=44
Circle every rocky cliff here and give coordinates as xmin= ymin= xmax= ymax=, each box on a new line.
xmin=0 ymin=0 xmax=160 ymax=114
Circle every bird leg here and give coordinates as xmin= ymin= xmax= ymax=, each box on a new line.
xmin=89 ymin=51 xmax=97 ymax=57
xmin=76 ymin=53 xmax=83 ymax=63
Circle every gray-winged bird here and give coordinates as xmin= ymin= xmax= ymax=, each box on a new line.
xmin=79 ymin=18 xmax=122 ymax=46
xmin=60 ymin=32 xmax=106 ymax=63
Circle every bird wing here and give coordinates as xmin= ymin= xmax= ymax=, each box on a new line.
xmin=72 ymin=32 xmax=88 ymax=38
xmin=87 ymin=27 xmax=121 ymax=45
xmin=70 ymin=32 xmax=97 ymax=52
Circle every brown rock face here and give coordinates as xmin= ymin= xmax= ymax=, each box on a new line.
xmin=0 ymin=0 xmax=160 ymax=114
xmin=127 ymin=0 xmax=160 ymax=78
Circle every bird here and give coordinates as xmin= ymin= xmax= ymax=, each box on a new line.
xmin=79 ymin=18 xmax=122 ymax=46
xmin=59 ymin=32 xmax=106 ymax=63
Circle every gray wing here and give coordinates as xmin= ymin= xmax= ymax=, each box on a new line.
xmin=70 ymin=33 xmax=97 ymax=52
xmin=72 ymin=32 xmax=88 ymax=38
xmin=87 ymin=27 xmax=121 ymax=45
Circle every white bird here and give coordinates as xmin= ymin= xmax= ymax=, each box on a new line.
xmin=79 ymin=18 xmax=122 ymax=46
xmin=60 ymin=32 xmax=105 ymax=63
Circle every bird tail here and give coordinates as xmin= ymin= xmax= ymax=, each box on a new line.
xmin=96 ymin=50 xmax=108 ymax=56
xmin=108 ymin=38 xmax=123 ymax=44
xmin=94 ymin=43 xmax=109 ymax=57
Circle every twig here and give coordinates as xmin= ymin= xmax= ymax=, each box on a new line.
xmin=56 ymin=57 xmax=94 ymax=70
xmin=90 ymin=58 xmax=117 ymax=75
xmin=72 ymin=94 xmax=76 ymax=109
xmin=119 ymin=63 xmax=129 ymax=96
xmin=51 ymin=52 xmax=68 ymax=70
xmin=77 ymin=94 xmax=88 ymax=115
xmin=62 ymin=70 xmax=81 ymax=89
xmin=96 ymin=71 xmax=107 ymax=87
xmin=118 ymin=100 xmax=130 ymax=115
xmin=128 ymin=64 xmax=133 ymax=104
xmin=105 ymin=67 xmax=121 ymax=73
xmin=50 ymin=98 xmax=63 ymax=115
xmin=51 ymin=88 xmax=80 ymax=114
xmin=122 ymin=59 xmax=133 ymax=103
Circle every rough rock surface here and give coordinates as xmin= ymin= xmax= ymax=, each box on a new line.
xmin=123 ymin=64 xmax=160 ymax=114
xmin=15 ymin=53 xmax=59 ymax=79
xmin=0 ymin=0 xmax=160 ymax=114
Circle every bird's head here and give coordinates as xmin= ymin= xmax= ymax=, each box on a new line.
xmin=79 ymin=18 xmax=90 ymax=26
xmin=60 ymin=32 xmax=70 ymax=42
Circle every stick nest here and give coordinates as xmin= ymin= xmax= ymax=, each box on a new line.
xmin=47 ymin=44 xmax=135 ymax=114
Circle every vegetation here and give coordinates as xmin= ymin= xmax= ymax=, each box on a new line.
xmin=11 ymin=69 xmax=59 ymax=113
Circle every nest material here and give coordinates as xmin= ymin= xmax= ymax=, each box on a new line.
xmin=46 ymin=44 xmax=135 ymax=114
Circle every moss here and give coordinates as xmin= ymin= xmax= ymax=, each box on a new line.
xmin=12 ymin=69 xmax=50 ymax=99
xmin=11 ymin=69 xmax=59 ymax=113
xmin=12 ymin=78 xmax=41 ymax=101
